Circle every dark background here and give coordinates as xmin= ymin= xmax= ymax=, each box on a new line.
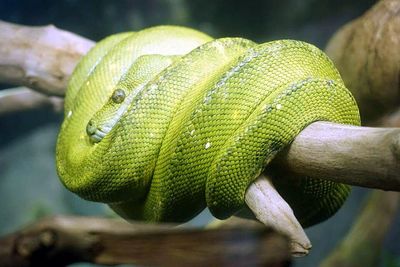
xmin=1 ymin=1 xmax=399 ymax=266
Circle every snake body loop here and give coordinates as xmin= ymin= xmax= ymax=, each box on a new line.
xmin=56 ymin=26 xmax=360 ymax=226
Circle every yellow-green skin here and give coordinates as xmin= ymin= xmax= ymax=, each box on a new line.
xmin=56 ymin=26 xmax=360 ymax=227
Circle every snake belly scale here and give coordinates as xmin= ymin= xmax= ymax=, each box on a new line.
xmin=56 ymin=25 xmax=360 ymax=226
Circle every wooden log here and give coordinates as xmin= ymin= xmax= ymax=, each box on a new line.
xmin=0 ymin=216 xmax=291 ymax=267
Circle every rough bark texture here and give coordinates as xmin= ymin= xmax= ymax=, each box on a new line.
xmin=0 ymin=87 xmax=63 ymax=116
xmin=0 ymin=20 xmax=94 ymax=96
xmin=320 ymin=1 xmax=400 ymax=265
xmin=325 ymin=0 xmax=400 ymax=122
xmin=0 ymin=216 xmax=291 ymax=267
xmin=271 ymin=121 xmax=400 ymax=191
xmin=246 ymin=175 xmax=311 ymax=257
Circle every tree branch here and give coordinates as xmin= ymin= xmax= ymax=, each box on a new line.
xmin=245 ymin=175 xmax=311 ymax=257
xmin=1 ymin=19 xmax=400 ymax=264
xmin=325 ymin=0 xmax=400 ymax=122
xmin=0 ymin=87 xmax=63 ymax=116
xmin=0 ymin=216 xmax=291 ymax=267
xmin=319 ymin=1 xmax=400 ymax=265
xmin=271 ymin=121 xmax=400 ymax=191
xmin=1 ymin=20 xmax=399 ymax=192
xmin=0 ymin=20 xmax=94 ymax=96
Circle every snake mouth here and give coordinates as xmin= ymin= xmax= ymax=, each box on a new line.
xmin=86 ymin=120 xmax=112 ymax=143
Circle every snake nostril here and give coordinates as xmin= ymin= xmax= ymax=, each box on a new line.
xmin=86 ymin=120 xmax=97 ymax=135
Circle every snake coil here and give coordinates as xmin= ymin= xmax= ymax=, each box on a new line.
xmin=56 ymin=26 xmax=360 ymax=226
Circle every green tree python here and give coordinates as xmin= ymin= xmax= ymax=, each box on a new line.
xmin=56 ymin=26 xmax=360 ymax=227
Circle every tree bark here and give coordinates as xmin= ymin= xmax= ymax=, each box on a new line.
xmin=0 ymin=20 xmax=94 ymax=96
xmin=0 ymin=216 xmax=291 ymax=267
xmin=271 ymin=122 xmax=400 ymax=191
xmin=0 ymin=87 xmax=63 ymax=116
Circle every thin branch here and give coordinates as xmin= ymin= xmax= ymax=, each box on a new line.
xmin=0 ymin=20 xmax=94 ymax=96
xmin=0 ymin=87 xmax=63 ymax=116
xmin=0 ymin=216 xmax=290 ymax=267
xmin=245 ymin=175 xmax=311 ymax=257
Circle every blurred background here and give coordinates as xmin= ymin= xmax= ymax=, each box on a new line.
xmin=0 ymin=0 xmax=399 ymax=266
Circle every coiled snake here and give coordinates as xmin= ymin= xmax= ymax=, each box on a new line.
xmin=56 ymin=26 xmax=360 ymax=227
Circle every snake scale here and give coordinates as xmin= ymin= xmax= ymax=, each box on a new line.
xmin=56 ymin=26 xmax=360 ymax=227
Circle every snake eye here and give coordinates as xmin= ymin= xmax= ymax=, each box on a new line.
xmin=111 ymin=89 xmax=126 ymax=103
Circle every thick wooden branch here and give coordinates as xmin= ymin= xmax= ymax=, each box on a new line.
xmin=0 ymin=20 xmax=94 ymax=96
xmin=0 ymin=87 xmax=63 ymax=116
xmin=0 ymin=216 xmax=290 ymax=267
xmin=271 ymin=122 xmax=400 ymax=191
xmin=1 ymin=20 xmax=399 ymax=192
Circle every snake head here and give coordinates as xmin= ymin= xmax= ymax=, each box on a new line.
xmin=86 ymin=88 xmax=129 ymax=143
xmin=85 ymin=54 xmax=179 ymax=144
